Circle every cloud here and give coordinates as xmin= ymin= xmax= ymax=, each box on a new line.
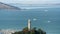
xmin=0 ymin=0 xmax=60 ymax=4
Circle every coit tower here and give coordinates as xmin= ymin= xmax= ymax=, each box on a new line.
xmin=28 ymin=19 xmax=31 ymax=31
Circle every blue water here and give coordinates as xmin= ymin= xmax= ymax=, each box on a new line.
xmin=0 ymin=8 xmax=60 ymax=34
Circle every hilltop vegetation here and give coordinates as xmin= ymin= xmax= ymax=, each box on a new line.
xmin=12 ymin=27 xmax=46 ymax=34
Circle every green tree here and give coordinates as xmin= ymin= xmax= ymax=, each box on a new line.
xmin=22 ymin=27 xmax=29 ymax=34
xmin=31 ymin=27 xmax=37 ymax=34
xmin=12 ymin=27 xmax=46 ymax=34
xmin=38 ymin=28 xmax=46 ymax=34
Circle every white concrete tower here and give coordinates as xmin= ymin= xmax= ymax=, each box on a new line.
xmin=28 ymin=19 xmax=31 ymax=31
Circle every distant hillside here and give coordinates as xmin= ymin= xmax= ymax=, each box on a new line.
xmin=0 ymin=2 xmax=20 ymax=10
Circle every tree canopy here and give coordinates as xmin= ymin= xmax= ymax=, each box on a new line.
xmin=12 ymin=27 xmax=46 ymax=34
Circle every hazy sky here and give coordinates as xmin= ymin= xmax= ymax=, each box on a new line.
xmin=0 ymin=0 xmax=60 ymax=4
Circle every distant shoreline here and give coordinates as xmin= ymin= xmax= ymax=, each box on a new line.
xmin=0 ymin=2 xmax=20 ymax=10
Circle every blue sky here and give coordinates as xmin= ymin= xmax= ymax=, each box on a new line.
xmin=0 ymin=0 xmax=60 ymax=4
